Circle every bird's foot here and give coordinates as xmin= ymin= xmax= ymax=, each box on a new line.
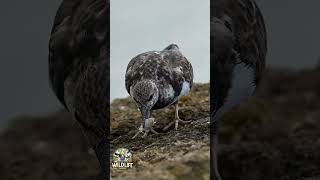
xmin=132 ymin=127 xmax=158 ymax=139
xmin=163 ymin=118 xmax=191 ymax=131
xmin=132 ymin=118 xmax=158 ymax=139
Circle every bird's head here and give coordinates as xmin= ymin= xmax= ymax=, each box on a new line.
xmin=130 ymin=80 xmax=159 ymax=127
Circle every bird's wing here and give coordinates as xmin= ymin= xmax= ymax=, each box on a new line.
xmin=161 ymin=51 xmax=193 ymax=97
xmin=49 ymin=0 xmax=108 ymax=146
xmin=49 ymin=0 xmax=107 ymax=109
xmin=125 ymin=54 xmax=145 ymax=94
xmin=211 ymin=0 xmax=267 ymax=114
xmin=178 ymin=56 xmax=194 ymax=87
xmin=48 ymin=0 xmax=77 ymax=109
xmin=171 ymin=57 xmax=193 ymax=97
xmin=125 ymin=52 xmax=163 ymax=94
xmin=213 ymin=0 xmax=267 ymax=82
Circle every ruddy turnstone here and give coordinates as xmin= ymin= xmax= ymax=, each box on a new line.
xmin=125 ymin=44 xmax=194 ymax=138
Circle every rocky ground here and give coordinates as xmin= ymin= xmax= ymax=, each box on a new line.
xmin=110 ymin=83 xmax=210 ymax=180
xmin=1 ymin=67 xmax=320 ymax=180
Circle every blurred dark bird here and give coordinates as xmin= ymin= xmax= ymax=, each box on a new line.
xmin=48 ymin=0 xmax=108 ymax=179
xmin=125 ymin=44 xmax=193 ymax=138
xmin=211 ymin=0 xmax=267 ymax=179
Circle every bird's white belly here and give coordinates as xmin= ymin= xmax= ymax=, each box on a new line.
xmin=221 ymin=62 xmax=255 ymax=114
xmin=170 ymin=81 xmax=190 ymax=104
xmin=178 ymin=81 xmax=190 ymax=98
xmin=212 ymin=62 xmax=256 ymax=122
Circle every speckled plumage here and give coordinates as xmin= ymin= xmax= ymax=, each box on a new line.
xmin=125 ymin=44 xmax=193 ymax=109
xmin=48 ymin=0 xmax=108 ymax=179
xmin=125 ymin=44 xmax=193 ymax=137
xmin=211 ymin=0 xmax=267 ymax=179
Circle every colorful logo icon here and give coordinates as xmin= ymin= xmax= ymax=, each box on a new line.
xmin=112 ymin=148 xmax=133 ymax=169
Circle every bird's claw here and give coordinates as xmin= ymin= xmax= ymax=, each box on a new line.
xmin=132 ymin=118 xmax=158 ymax=139
xmin=132 ymin=130 xmax=143 ymax=139
xmin=132 ymin=128 xmax=158 ymax=139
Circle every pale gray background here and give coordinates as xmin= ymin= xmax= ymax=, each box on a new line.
xmin=257 ymin=0 xmax=320 ymax=69
xmin=0 ymin=0 xmax=62 ymax=128
xmin=1 ymin=0 xmax=320 ymax=127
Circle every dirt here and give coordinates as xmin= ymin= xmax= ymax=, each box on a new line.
xmin=110 ymin=83 xmax=210 ymax=180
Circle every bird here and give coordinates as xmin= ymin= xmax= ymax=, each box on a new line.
xmin=125 ymin=44 xmax=194 ymax=138
xmin=211 ymin=0 xmax=267 ymax=179
xmin=48 ymin=0 xmax=109 ymax=180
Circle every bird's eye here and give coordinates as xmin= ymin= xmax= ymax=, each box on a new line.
xmin=148 ymin=95 xmax=153 ymax=101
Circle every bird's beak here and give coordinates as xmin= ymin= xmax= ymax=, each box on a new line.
xmin=140 ymin=107 xmax=150 ymax=128
xmin=93 ymin=134 xmax=109 ymax=180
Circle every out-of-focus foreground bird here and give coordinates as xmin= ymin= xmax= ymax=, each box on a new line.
xmin=48 ymin=0 xmax=109 ymax=179
xmin=211 ymin=0 xmax=267 ymax=179
xmin=125 ymin=44 xmax=193 ymax=138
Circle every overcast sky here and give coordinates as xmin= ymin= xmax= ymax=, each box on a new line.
xmin=1 ymin=0 xmax=320 ymax=127
xmin=256 ymin=0 xmax=320 ymax=68
xmin=0 ymin=0 xmax=62 ymax=128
